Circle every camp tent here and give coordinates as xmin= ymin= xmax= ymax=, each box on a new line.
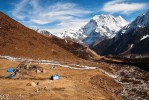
xmin=51 ymin=74 xmax=60 ymax=80
xmin=7 ymin=68 xmax=14 ymax=73
xmin=7 ymin=68 xmax=15 ymax=79
xmin=7 ymin=74 xmax=15 ymax=79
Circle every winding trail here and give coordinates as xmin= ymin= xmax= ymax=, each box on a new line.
xmin=0 ymin=55 xmax=118 ymax=78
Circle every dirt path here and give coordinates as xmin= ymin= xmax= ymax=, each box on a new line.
xmin=0 ymin=55 xmax=117 ymax=78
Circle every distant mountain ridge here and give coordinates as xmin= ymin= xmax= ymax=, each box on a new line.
xmin=54 ymin=28 xmax=87 ymax=44
xmin=39 ymin=14 xmax=128 ymax=45
xmin=92 ymin=10 xmax=149 ymax=58
xmin=36 ymin=29 xmax=52 ymax=37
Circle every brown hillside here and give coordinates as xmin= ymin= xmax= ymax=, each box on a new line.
xmin=0 ymin=12 xmax=83 ymax=61
xmin=0 ymin=12 xmax=100 ymax=61
xmin=50 ymin=37 xmax=99 ymax=60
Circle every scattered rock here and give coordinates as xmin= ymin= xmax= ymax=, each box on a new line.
xmin=36 ymin=69 xmax=41 ymax=73
xmin=41 ymin=69 xmax=46 ymax=73
xmin=27 ymin=82 xmax=37 ymax=86
xmin=36 ymin=82 xmax=39 ymax=86
xmin=109 ymin=63 xmax=149 ymax=100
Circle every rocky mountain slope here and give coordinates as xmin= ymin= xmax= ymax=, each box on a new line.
xmin=49 ymin=36 xmax=99 ymax=60
xmin=0 ymin=12 xmax=99 ymax=61
xmin=92 ymin=10 xmax=149 ymax=58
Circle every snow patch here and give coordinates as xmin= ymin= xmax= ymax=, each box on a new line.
xmin=130 ymin=44 xmax=134 ymax=48
xmin=140 ymin=35 xmax=149 ymax=41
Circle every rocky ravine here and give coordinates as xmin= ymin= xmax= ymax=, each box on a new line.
xmin=100 ymin=62 xmax=149 ymax=100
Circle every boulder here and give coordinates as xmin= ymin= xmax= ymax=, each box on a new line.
xmin=36 ymin=69 xmax=41 ymax=73
xmin=41 ymin=69 xmax=46 ymax=73
xmin=27 ymin=82 xmax=37 ymax=86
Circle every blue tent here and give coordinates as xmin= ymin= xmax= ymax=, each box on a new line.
xmin=7 ymin=68 xmax=14 ymax=73
xmin=51 ymin=74 xmax=60 ymax=80
xmin=7 ymin=74 xmax=15 ymax=79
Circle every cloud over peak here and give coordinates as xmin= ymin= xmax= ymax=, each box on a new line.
xmin=102 ymin=0 xmax=148 ymax=14
xmin=10 ymin=0 xmax=149 ymax=33
xmin=11 ymin=0 xmax=91 ymax=33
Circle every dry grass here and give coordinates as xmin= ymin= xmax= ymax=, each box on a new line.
xmin=0 ymin=59 xmax=121 ymax=100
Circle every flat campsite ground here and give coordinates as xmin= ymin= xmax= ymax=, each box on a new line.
xmin=0 ymin=59 xmax=121 ymax=100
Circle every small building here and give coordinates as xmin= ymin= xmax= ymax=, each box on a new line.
xmin=51 ymin=74 xmax=60 ymax=80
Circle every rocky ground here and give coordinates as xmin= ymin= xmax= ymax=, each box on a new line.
xmin=116 ymin=66 xmax=149 ymax=100
xmin=100 ymin=60 xmax=149 ymax=100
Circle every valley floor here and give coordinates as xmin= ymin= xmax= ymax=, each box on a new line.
xmin=0 ymin=56 xmax=149 ymax=100
xmin=0 ymin=58 xmax=121 ymax=100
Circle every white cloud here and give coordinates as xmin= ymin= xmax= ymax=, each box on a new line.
xmin=12 ymin=0 xmax=30 ymax=20
xmin=11 ymin=0 xmax=91 ymax=33
xmin=102 ymin=0 xmax=148 ymax=14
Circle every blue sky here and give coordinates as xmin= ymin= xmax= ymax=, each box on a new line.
xmin=0 ymin=0 xmax=149 ymax=33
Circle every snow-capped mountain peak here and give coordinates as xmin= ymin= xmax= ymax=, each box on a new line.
xmin=102 ymin=10 xmax=149 ymax=57
xmin=132 ymin=10 xmax=149 ymax=26
xmin=54 ymin=28 xmax=87 ymax=44
xmin=115 ymin=10 xmax=149 ymax=40
xmin=82 ymin=14 xmax=128 ymax=45
xmin=35 ymin=14 xmax=128 ymax=45
xmin=36 ymin=29 xmax=52 ymax=36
